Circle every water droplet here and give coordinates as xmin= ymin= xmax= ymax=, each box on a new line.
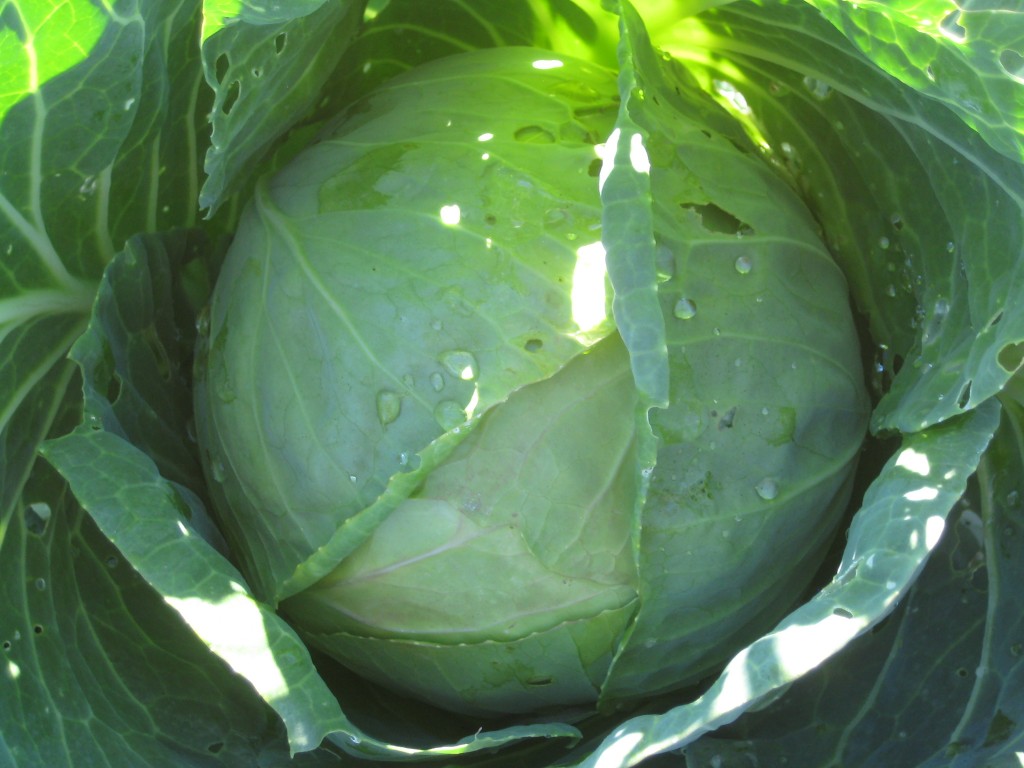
xmin=429 ymin=372 xmax=445 ymax=391
xmin=211 ymin=460 xmax=226 ymax=483
xmin=734 ymin=255 xmax=752 ymax=275
xmin=879 ymin=236 xmax=890 ymax=250
xmin=761 ymin=407 xmax=769 ymax=416
xmin=1011 ymin=643 xmax=1023 ymax=657
xmin=946 ymin=241 xmax=956 ymax=253
xmin=215 ymin=375 xmax=236 ymax=403
xmin=543 ymin=208 xmax=568 ymax=227
xmin=348 ymin=475 xmax=358 ymax=484
xmin=34 ymin=578 xmax=45 ymax=591
xmin=440 ymin=350 xmax=478 ymax=380
xmin=802 ymin=76 xmax=831 ymax=99
xmin=376 ymin=390 xmax=401 ymax=426
xmin=441 ymin=286 xmax=473 ymax=316
xmin=673 ymin=298 xmax=697 ymax=319
xmin=891 ymin=213 xmax=904 ymax=230
xmin=523 ymin=338 xmax=543 ymax=353
xmin=754 ymin=477 xmax=779 ymax=500
xmin=431 ymin=319 xmax=443 ymax=331
xmin=514 ymin=125 xmax=556 ymax=143
xmin=886 ymin=284 xmax=897 ymax=297
xmin=656 ymin=242 xmax=675 ymax=282
xmin=196 ymin=307 xmax=211 ymax=337
xmin=106 ymin=556 xmax=119 ymax=569
xmin=923 ymin=298 xmax=950 ymax=345
xmin=434 ymin=400 xmax=466 ymax=430
xmin=399 ymin=452 xmax=410 ymax=466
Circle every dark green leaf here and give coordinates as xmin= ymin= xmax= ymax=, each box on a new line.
xmin=1 ymin=475 xmax=291 ymax=767
xmin=199 ymin=0 xmax=364 ymax=212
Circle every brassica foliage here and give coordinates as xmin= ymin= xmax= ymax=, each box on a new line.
xmin=2 ymin=1 xmax=1023 ymax=767
xmin=194 ymin=45 xmax=869 ymax=717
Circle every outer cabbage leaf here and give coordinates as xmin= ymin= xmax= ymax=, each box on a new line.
xmin=0 ymin=1 xmax=241 ymax=765
xmin=1 ymin=467 xmax=293 ymax=767
xmin=684 ymin=395 xmax=1024 ymax=767
xmin=199 ymin=0 xmax=364 ymax=212
xmin=578 ymin=399 xmax=999 ymax=767
xmin=654 ymin=0 xmax=1024 ymax=433
xmin=805 ymin=0 xmax=1024 ymax=165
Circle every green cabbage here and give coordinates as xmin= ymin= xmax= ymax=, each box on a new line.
xmin=194 ymin=46 xmax=869 ymax=717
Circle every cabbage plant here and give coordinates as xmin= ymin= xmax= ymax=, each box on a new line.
xmin=3 ymin=1 xmax=1023 ymax=767
xmin=193 ymin=46 xmax=869 ymax=717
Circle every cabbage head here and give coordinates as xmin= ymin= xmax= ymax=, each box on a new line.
xmin=194 ymin=46 xmax=870 ymax=718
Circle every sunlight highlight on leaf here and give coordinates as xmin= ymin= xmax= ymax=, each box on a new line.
xmin=166 ymin=590 xmax=290 ymax=701
xmin=0 ymin=0 xmax=106 ymax=123
xmin=571 ymin=241 xmax=609 ymax=335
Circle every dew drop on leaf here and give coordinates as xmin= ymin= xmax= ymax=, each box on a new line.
xmin=215 ymin=372 xmax=236 ymax=403
xmin=430 ymin=372 xmax=445 ymax=391
xmin=196 ymin=307 xmax=211 ymax=337
xmin=734 ymin=255 xmax=752 ymax=275
xmin=673 ymin=298 xmax=697 ymax=320
xmin=802 ymin=76 xmax=831 ymax=99
xmin=376 ymin=390 xmax=401 ymax=426
xmin=656 ymin=242 xmax=675 ymax=282
xmin=434 ymin=400 xmax=466 ymax=430
xmin=754 ymin=477 xmax=779 ymax=500
xmin=440 ymin=350 xmax=478 ymax=380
